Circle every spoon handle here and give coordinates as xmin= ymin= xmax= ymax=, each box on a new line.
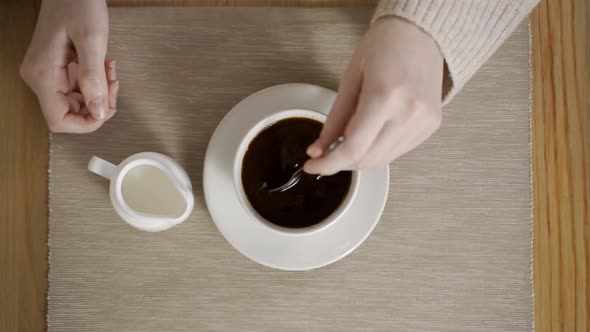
xmin=325 ymin=136 xmax=344 ymax=155
xmin=268 ymin=137 xmax=346 ymax=193
xmin=315 ymin=136 xmax=345 ymax=180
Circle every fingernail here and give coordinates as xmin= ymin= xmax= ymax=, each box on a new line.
xmin=306 ymin=145 xmax=322 ymax=158
xmin=89 ymin=97 xmax=106 ymax=119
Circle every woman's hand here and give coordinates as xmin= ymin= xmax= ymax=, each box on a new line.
xmin=304 ymin=17 xmax=444 ymax=175
xmin=20 ymin=0 xmax=118 ymax=133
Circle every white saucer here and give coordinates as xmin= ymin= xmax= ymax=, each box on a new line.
xmin=203 ymin=83 xmax=389 ymax=270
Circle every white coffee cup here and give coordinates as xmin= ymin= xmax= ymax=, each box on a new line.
xmin=88 ymin=152 xmax=194 ymax=232
xmin=233 ymin=109 xmax=359 ymax=236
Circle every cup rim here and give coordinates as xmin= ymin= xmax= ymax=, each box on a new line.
xmin=233 ymin=109 xmax=360 ymax=237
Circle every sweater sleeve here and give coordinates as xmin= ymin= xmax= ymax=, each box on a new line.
xmin=373 ymin=0 xmax=539 ymax=104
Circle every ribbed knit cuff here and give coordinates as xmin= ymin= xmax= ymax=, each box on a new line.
xmin=373 ymin=0 xmax=538 ymax=104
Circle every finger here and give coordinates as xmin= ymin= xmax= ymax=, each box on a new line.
xmin=72 ymin=33 xmax=109 ymax=120
xmin=105 ymin=107 xmax=118 ymax=121
xmin=38 ymin=91 xmax=105 ymax=133
xmin=27 ymin=63 xmax=70 ymax=97
xmin=36 ymin=67 xmax=106 ymax=134
xmin=34 ymin=65 xmax=71 ymax=119
xmin=108 ymin=80 xmax=120 ymax=110
xmin=37 ymin=90 xmax=70 ymax=131
xmin=307 ymin=62 xmax=362 ymax=158
xmin=357 ymin=119 xmax=409 ymax=169
xmin=79 ymin=97 xmax=117 ymax=122
xmin=67 ymin=93 xmax=82 ymax=113
xmin=305 ymin=84 xmax=394 ymax=175
xmin=105 ymin=60 xmax=117 ymax=82
xmin=60 ymin=112 xmax=106 ymax=133
xmin=390 ymin=104 xmax=442 ymax=162
xmin=69 ymin=60 xmax=115 ymax=92
xmin=105 ymin=61 xmax=119 ymax=111
xmin=360 ymin=110 xmax=440 ymax=169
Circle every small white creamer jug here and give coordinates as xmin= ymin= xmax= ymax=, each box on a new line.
xmin=88 ymin=152 xmax=194 ymax=232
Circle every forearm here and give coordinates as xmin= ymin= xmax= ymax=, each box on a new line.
xmin=374 ymin=0 xmax=539 ymax=104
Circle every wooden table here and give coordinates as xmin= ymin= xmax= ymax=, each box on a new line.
xmin=1 ymin=0 xmax=587 ymax=331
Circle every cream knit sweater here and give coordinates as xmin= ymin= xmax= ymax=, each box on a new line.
xmin=374 ymin=0 xmax=539 ymax=103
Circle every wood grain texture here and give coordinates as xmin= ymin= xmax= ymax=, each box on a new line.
xmin=0 ymin=1 xmax=48 ymax=332
xmin=531 ymin=0 xmax=590 ymax=331
xmin=0 ymin=0 xmax=588 ymax=331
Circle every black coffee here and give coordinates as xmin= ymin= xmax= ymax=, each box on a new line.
xmin=241 ymin=117 xmax=352 ymax=229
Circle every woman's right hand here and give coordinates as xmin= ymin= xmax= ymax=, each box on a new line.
xmin=20 ymin=0 xmax=119 ymax=133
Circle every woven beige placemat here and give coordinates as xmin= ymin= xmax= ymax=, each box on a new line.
xmin=48 ymin=7 xmax=532 ymax=332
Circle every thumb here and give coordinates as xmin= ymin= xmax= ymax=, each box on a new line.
xmin=74 ymin=34 xmax=109 ymax=120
